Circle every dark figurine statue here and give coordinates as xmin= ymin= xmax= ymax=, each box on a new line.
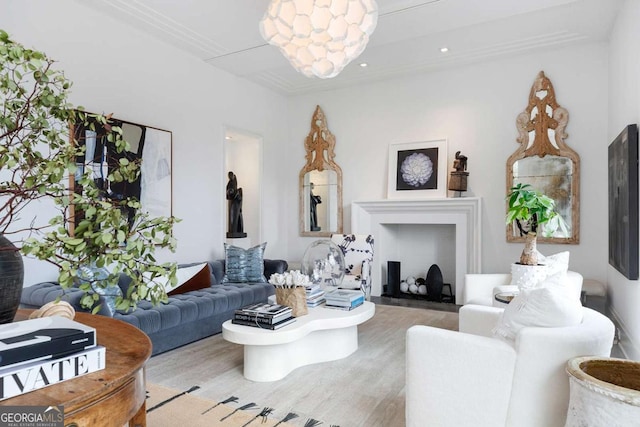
xmin=226 ymin=171 xmax=247 ymax=238
xmin=449 ymin=151 xmax=469 ymax=193
xmin=453 ymin=151 xmax=468 ymax=172
xmin=310 ymin=182 xmax=322 ymax=232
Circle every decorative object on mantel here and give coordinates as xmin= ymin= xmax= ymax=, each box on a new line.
xmin=507 ymin=70 xmax=580 ymax=244
xmin=259 ymin=0 xmax=379 ymax=79
xmin=299 ymin=106 xmax=343 ymax=237
xmin=506 ymin=183 xmax=564 ymax=265
xmin=387 ymin=139 xmax=448 ymax=199
xmin=226 ymin=171 xmax=247 ymax=238
xmin=269 ymin=271 xmax=310 ymax=317
xmin=448 ymin=151 xmax=469 ymax=194
xmin=565 ymin=356 xmax=640 ymax=427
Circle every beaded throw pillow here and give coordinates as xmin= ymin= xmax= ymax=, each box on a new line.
xmin=222 ymin=242 xmax=267 ymax=283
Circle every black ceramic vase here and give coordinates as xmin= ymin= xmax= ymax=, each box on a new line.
xmin=0 ymin=235 xmax=24 ymax=324
xmin=425 ymin=264 xmax=443 ymax=302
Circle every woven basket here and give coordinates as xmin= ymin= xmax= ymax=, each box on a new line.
xmin=275 ymin=287 xmax=308 ymax=317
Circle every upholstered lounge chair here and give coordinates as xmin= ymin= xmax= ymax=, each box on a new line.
xmin=463 ymin=270 xmax=583 ymax=307
xmin=330 ymin=234 xmax=374 ymax=297
xmin=405 ymin=304 xmax=615 ymax=427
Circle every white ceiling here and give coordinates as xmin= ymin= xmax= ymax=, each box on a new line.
xmin=83 ymin=0 xmax=622 ymax=96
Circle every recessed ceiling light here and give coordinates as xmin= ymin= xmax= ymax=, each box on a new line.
xmin=440 ymin=47 xmax=449 ymax=53
xmin=225 ymin=136 xmax=232 ymax=140
xmin=359 ymin=62 xmax=368 ymax=67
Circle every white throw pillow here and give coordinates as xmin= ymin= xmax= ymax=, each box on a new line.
xmin=538 ymin=251 xmax=570 ymax=286
xmin=492 ymin=285 xmax=583 ymax=343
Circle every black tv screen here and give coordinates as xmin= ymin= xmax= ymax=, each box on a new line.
xmin=608 ymin=124 xmax=639 ymax=280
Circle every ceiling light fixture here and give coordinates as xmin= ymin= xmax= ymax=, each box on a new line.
xmin=359 ymin=62 xmax=368 ymax=67
xmin=259 ymin=0 xmax=378 ymax=79
xmin=440 ymin=47 xmax=449 ymax=53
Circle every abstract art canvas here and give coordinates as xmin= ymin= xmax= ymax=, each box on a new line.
xmin=608 ymin=124 xmax=639 ymax=280
xmin=71 ymin=115 xmax=172 ymax=229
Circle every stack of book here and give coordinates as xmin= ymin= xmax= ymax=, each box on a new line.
xmin=0 ymin=316 xmax=106 ymax=400
xmin=233 ymin=302 xmax=296 ymax=330
xmin=324 ymin=289 xmax=365 ymax=310
xmin=305 ymin=284 xmax=326 ymax=308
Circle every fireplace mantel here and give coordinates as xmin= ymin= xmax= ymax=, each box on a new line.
xmin=351 ymin=197 xmax=482 ymax=302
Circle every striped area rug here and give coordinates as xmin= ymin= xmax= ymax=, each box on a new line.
xmin=146 ymin=383 xmax=338 ymax=427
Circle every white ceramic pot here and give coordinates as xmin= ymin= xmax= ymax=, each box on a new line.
xmin=565 ymin=356 xmax=640 ymax=427
xmin=510 ymin=262 xmax=548 ymax=289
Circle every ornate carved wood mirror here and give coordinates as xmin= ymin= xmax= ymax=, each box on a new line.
xmin=300 ymin=105 xmax=343 ymax=237
xmin=507 ymin=71 xmax=580 ymax=244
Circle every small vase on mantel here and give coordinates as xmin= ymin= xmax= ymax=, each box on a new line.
xmin=520 ymin=232 xmax=538 ymax=266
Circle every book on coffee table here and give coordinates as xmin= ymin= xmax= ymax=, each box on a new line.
xmin=232 ymin=316 xmax=296 ymax=330
xmin=235 ymin=302 xmax=293 ymax=324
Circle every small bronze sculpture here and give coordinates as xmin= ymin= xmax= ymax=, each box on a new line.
xmin=309 ymin=182 xmax=322 ymax=231
xmin=449 ymin=151 xmax=469 ymax=193
xmin=226 ymin=171 xmax=247 ymax=238
xmin=453 ymin=151 xmax=468 ymax=172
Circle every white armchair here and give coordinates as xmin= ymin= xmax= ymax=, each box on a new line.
xmin=463 ymin=270 xmax=584 ymax=306
xmin=330 ymin=234 xmax=374 ymax=297
xmin=406 ymin=304 xmax=615 ymax=427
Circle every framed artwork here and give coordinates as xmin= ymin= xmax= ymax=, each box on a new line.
xmin=70 ymin=114 xmax=172 ymax=231
xmin=608 ymin=124 xmax=639 ymax=280
xmin=387 ymin=139 xmax=448 ymax=199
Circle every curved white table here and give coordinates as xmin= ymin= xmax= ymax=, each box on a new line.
xmin=222 ymin=301 xmax=375 ymax=382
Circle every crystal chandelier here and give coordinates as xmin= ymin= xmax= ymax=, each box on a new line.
xmin=259 ymin=0 xmax=378 ymax=79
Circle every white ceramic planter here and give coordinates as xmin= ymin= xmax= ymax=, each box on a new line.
xmin=510 ymin=262 xmax=548 ymax=289
xmin=565 ymin=356 xmax=640 ymax=427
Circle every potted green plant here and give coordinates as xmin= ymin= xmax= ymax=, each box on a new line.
xmin=506 ymin=183 xmax=566 ymax=265
xmin=0 ymin=29 xmax=178 ymax=322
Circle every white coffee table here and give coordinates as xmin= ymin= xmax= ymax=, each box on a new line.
xmin=222 ymin=301 xmax=375 ymax=382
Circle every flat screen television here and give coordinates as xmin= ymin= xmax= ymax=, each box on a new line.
xmin=608 ymin=124 xmax=639 ymax=280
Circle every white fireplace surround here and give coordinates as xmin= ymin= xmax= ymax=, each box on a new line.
xmin=351 ymin=197 xmax=482 ymax=302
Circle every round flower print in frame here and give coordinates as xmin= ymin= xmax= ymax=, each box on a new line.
xmin=387 ymin=139 xmax=448 ymax=199
xmin=396 ymin=148 xmax=438 ymax=190
xmin=401 ymin=152 xmax=433 ymax=187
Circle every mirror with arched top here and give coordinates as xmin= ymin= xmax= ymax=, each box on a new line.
xmin=507 ymin=71 xmax=580 ymax=244
xmin=300 ymin=105 xmax=343 ymax=237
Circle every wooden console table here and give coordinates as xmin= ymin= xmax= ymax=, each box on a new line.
xmin=7 ymin=310 xmax=152 ymax=427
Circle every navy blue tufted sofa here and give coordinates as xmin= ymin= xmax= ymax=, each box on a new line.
xmin=20 ymin=259 xmax=287 ymax=355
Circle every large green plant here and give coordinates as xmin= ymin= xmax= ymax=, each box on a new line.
xmin=505 ymin=183 xmax=564 ymax=237
xmin=0 ymin=29 xmax=178 ymax=312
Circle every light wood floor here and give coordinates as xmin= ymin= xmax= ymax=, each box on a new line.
xmin=145 ymin=303 xmax=458 ymax=427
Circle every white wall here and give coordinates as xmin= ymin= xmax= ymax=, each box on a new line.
xmin=1 ymin=0 xmax=290 ymax=285
xmin=607 ymin=0 xmax=640 ymax=360
xmin=286 ymin=43 xmax=609 ymax=287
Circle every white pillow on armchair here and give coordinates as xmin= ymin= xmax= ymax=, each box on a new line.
xmin=493 ymin=284 xmax=584 ymax=342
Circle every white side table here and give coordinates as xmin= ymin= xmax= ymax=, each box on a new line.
xmin=222 ymin=301 xmax=375 ymax=382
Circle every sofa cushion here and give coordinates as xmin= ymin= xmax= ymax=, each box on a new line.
xmin=222 ymin=242 xmax=267 ymax=283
